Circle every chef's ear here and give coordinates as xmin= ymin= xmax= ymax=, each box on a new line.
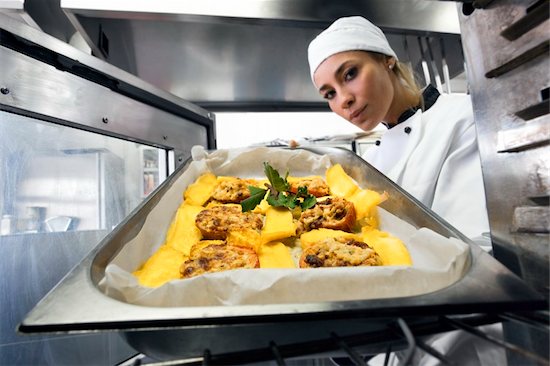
xmin=386 ymin=56 xmax=396 ymax=70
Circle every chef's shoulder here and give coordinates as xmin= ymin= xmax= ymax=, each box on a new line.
xmin=431 ymin=92 xmax=474 ymax=128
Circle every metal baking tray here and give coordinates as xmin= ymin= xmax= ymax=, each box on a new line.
xmin=18 ymin=147 xmax=546 ymax=360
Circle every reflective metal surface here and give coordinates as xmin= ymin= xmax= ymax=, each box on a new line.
xmin=1 ymin=44 xmax=208 ymax=162
xmin=0 ymin=13 xmax=216 ymax=154
xmin=459 ymin=1 xmax=549 ymax=364
xmin=0 ymin=0 xmax=41 ymax=30
xmin=58 ymin=0 xmax=467 ymax=109
xmin=459 ymin=0 xmax=549 ymax=298
xmin=0 ymin=230 xmax=136 ymax=365
xmin=19 ymin=147 xmax=545 ymax=360
xmin=0 ymin=111 xmax=166 ymax=364
xmin=3 ymin=1 xmax=469 ymax=109
xmin=60 ymin=0 xmax=461 ymax=32
xmin=0 ymin=14 xmax=215 ymax=364
xmin=0 ymin=0 xmax=79 ymax=42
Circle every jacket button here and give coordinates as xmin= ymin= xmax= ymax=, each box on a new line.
xmin=404 ymin=126 xmax=412 ymax=134
xmin=375 ymin=140 xmax=381 ymax=146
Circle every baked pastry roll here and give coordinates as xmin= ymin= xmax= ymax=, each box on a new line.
xmin=180 ymin=244 xmax=260 ymax=279
xmin=299 ymin=236 xmax=381 ymax=268
xmin=195 ymin=205 xmax=263 ymax=240
xmin=298 ymin=197 xmax=356 ymax=234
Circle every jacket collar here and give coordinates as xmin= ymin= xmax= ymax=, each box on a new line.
xmin=385 ymin=84 xmax=440 ymax=129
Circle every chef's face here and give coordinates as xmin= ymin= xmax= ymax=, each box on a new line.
xmin=313 ymin=51 xmax=394 ymax=131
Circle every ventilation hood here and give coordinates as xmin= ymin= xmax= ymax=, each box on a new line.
xmin=6 ymin=0 xmax=468 ymax=110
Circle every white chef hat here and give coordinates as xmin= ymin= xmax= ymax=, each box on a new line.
xmin=308 ymin=16 xmax=398 ymax=81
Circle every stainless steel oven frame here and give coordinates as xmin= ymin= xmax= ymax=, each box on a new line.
xmin=1 ymin=12 xmax=216 ymax=366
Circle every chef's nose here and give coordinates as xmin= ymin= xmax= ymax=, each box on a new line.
xmin=340 ymin=91 xmax=354 ymax=109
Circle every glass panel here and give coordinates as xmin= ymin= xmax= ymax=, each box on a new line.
xmin=0 ymin=111 xmax=167 ymax=235
xmin=141 ymin=146 xmax=167 ymax=197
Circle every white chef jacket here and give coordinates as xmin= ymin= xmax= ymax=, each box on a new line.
xmin=362 ymin=90 xmax=503 ymax=366
xmin=362 ymin=90 xmax=489 ymax=240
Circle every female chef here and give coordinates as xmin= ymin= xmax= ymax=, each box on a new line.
xmin=308 ymin=16 xmax=502 ymax=366
xmin=307 ymin=16 xmax=489 ymax=242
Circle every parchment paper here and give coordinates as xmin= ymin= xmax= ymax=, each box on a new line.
xmin=99 ymin=146 xmax=470 ymax=307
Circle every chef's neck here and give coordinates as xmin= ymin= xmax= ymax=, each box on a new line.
xmin=384 ymin=83 xmax=421 ymax=127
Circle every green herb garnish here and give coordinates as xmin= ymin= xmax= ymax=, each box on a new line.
xmin=240 ymin=186 xmax=269 ymax=212
xmin=240 ymin=162 xmax=317 ymax=212
xmin=267 ymin=191 xmax=297 ymax=209
xmin=296 ymin=186 xmax=317 ymax=210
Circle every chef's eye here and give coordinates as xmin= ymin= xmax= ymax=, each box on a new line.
xmin=323 ymin=90 xmax=336 ymax=100
xmin=344 ymin=67 xmax=358 ymax=82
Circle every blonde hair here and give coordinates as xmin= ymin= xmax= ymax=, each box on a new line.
xmin=393 ymin=61 xmax=424 ymax=109
xmin=370 ymin=53 xmax=424 ymax=109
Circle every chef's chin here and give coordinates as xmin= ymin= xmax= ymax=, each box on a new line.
xmin=351 ymin=118 xmax=377 ymax=132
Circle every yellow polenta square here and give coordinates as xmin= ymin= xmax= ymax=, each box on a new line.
xmin=165 ymin=204 xmax=204 ymax=256
xmin=183 ymin=172 xmax=217 ymax=206
xmin=259 ymin=241 xmax=295 ymax=268
xmin=361 ymin=228 xmax=412 ymax=266
xmin=326 ymin=164 xmax=359 ymax=198
xmin=227 ymin=228 xmax=262 ymax=253
xmin=133 ymin=245 xmax=186 ymax=287
xmin=261 ymin=206 xmax=296 ymax=244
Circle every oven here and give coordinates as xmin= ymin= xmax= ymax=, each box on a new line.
xmin=1 ymin=0 xmax=548 ymax=365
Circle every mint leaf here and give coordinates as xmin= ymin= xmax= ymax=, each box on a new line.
xmin=264 ymin=162 xmax=289 ymax=192
xmin=240 ymin=186 xmax=268 ymax=212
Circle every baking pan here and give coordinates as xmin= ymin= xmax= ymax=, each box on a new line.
xmin=18 ymin=147 xmax=546 ymax=360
